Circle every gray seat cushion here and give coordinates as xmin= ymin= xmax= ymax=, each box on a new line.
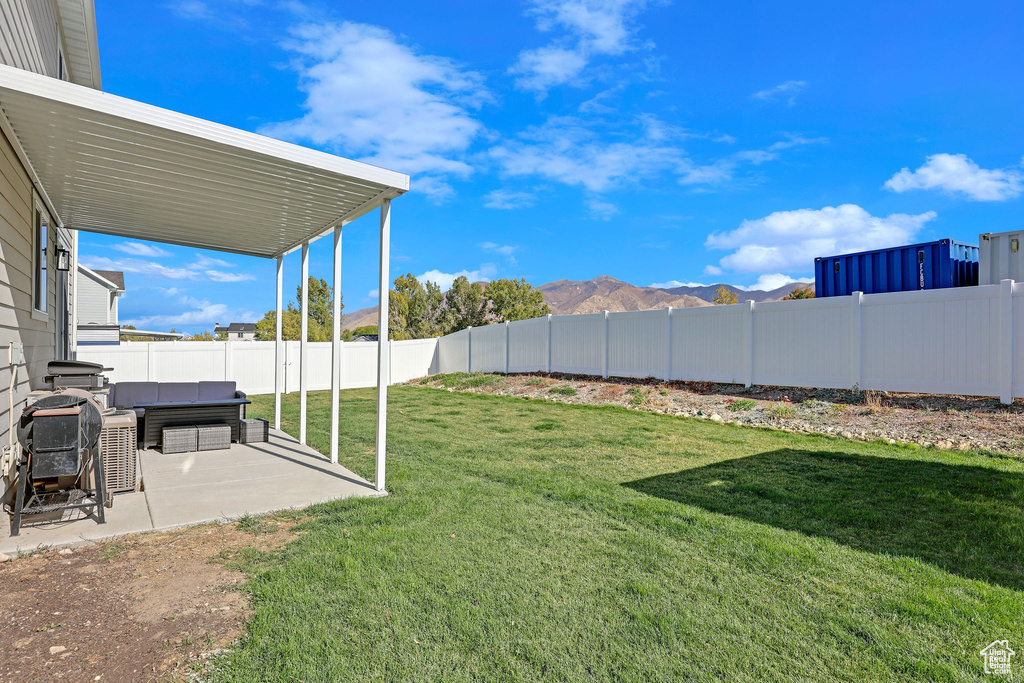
xmin=198 ymin=381 xmax=237 ymax=401
xmin=158 ymin=382 xmax=200 ymax=402
xmin=111 ymin=382 xmax=159 ymax=410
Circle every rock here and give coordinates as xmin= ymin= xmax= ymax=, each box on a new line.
xmin=957 ymin=441 xmax=971 ymax=451
xmin=49 ymin=646 xmax=66 ymax=655
xmin=936 ymin=440 xmax=954 ymax=450
xmin=709 ymin=413 xmax=723 ymax=422
xmin=888 ymin=439 xmax=896 ymax=445
xmin=839 ymin=431 xmax=853 ymax=439
xmin=59 ymin=548 xmax=73 ymax=556
xmin=0 ymin=553 xmax=11 ymax=563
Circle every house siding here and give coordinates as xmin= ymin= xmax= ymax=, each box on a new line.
xmin=0 ymin=0 xmax=60 ymax=78
xmin=77 ymin=268 xmax=113 ymax=324
xmin=0 ymin=124 xmax=57 ymax=451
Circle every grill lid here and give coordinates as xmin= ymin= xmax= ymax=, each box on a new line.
xmin=46 ymin=360 xmax=110 ymax=376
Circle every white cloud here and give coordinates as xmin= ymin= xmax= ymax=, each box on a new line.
xmin=752 ymin=80 xmax=807 ymax=106
xmin=418 ymin=263 xmax=498 ymax=291
xmin=491 ymin=115 xmax=684 ymax=193
xmin=511 ymin=0 xmax=655 ymax=95
xmin=367 ymin=289 xmax=379 ymax=299
xmin=123 ymin=295 xmax=256 ymax=330
xmin=586 ymin=198 xmax=620 ymax=220
xmin=884 ymin=153 xmax=1024 ymax=201
xmin=263 ymin=22 xmax=490 ymax=202
xmin=483 ymin=190 xmax=537 ymax=210
xmin=705 ymin=204 xmax=937 ymax=273
xmin=479 ymin=242 xmax=519 ymax=256
xmin=735 ymin=274 xmax=814 ymax=291
xmin=649 ymin=280 xmax=710 ymax=289
xmin=112 ymin=241 xmax=173 ymax=258
xmin=205 ymin=270 xmax=256 ymax=282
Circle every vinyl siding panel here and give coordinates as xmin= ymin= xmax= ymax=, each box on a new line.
xmin=0 ymin=125 xmax=55 ymax=458
xmin=0 ymin=0 xmax=58 ymax=77
xmin=77 ymin=270 xmax=111 ymax=323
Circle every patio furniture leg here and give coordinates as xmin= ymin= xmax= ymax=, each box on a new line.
xmin=10 ymin=456 xmax=28 ymax=537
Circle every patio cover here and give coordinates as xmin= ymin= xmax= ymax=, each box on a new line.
xmin=0 ymin=63 xmax=409 ymax=257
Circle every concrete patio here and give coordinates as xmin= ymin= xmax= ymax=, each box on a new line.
xmin=1 ymin=429 xmax=384 ymax=557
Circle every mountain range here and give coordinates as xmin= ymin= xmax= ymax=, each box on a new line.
xmin=342 ymin=275 xmax=807 ymax=330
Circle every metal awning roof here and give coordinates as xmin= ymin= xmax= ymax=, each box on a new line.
xmin=0 ymin=64 xmax=409 ymax=259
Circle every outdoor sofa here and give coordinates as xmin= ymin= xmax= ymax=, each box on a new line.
xmin=108 ymin=381 xmax=249 ymax=449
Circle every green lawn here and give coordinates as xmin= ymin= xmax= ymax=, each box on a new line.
xmin=213 ymin=385 xmax=1024 ymax=682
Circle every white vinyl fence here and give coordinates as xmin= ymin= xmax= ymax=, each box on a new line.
xmin=77 ymin=339 xmax=439 ymax=395
xmin=437 ymin=280 xmax=1024 ymax=403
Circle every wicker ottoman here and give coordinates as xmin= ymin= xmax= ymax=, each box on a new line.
xmin=197 ymin=423 xmax=232 ymax=451
xmin=239 ymin=418 xmax=269 ymax=444
xmin=162 ymin=425 xmax=198 ymax=454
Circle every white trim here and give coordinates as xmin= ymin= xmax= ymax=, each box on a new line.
xmin=76 ymin=263 xmax=121 ymax=291
xmin=0 ymin=105 xmax=62 ymax=226
xmin=375 ymin=199 xmax=391 ymax=492
xmin=0 ymin=64 xmax=408 ymax=190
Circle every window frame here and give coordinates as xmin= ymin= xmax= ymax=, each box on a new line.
xmin=31 ymin=203 xmax=49 ymax=318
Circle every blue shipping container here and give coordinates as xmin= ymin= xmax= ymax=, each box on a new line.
xmin=814 ymin=239 xmax=979 ymax=298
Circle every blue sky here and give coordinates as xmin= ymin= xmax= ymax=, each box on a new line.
xmin=80 ymin=0 xmax=1024 ymax=333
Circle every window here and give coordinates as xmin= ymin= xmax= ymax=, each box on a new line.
xmin=237 ymin=332 xmax=243 ymax=338
xmin=33 ymin=209 xmax=47 ymax=312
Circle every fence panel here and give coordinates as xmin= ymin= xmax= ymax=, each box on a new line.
xmin=551 ymin=313 xmax=603 ymax=374
xmin=861 ymin=286 xmax=1000 ymax=396
xmin=508 ymin=317 xmax=548 ymax=372
xmin=470 ymin=324 xmax=506 ymax=373
xmin=670 ymin=306 xmax=747 ymax=383
xmin=438 ymin=329 xmax=469 ymax=373
xmin=752 ymin=298 xmax=852 ymax=389
xmin=608 ymin=309 xmax=669 ymax=379
xmin=391 ymin=338 xmax=439 ymax=383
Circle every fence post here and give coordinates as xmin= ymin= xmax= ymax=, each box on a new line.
xmin=224 ymin=340 xmax=234 ymax=382
xmin=1000 ymin=279 xmax=1015 ymax=404
xmin=467 ymin=326 xmax=473 ymax=373
xmin=602 ymin=310 xmax=609 ymax=379
xmin=744 ymin=301 xmax=755 ymax=388
xmin=147 ymin=342 xmax=155 ymax=382
xmin=504 ymin=321 xmax=510 ymax=374
xmin=546 ymin=314 xmax=553 ymax=374
xmin=665 ymin=307 xmax=673 ymax=382
xmin=850 ymin=291 xmax=863 ymax=390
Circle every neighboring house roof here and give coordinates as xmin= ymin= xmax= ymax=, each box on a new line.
xmin=92 ymin=269 xmax=125 ymax=291
xmin=215 ymin=323 xmax=256 ymax=333
xmin=120 ymin=328 xmax=183 ymax=340
xmin=78 ymin=264 xmax=124 ymax=291
xmin=353 ymin=334 xmax=379 ymax=342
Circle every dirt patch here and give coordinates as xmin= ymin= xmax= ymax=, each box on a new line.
xmin=416 ymin=372 xmax=1024 ymax=456
xmin=0 ymin=516 xmax=294 ymax=682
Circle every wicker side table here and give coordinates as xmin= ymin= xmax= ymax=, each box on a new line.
xmin=239 ymin=418 xmax=269 ymax=444
xmin=162 ymin=426 xmax=198 ymax=454
xmin=197 ymin=423 xmax=232 ymax=451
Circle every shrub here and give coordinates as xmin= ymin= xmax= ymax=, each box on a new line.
xmin=726 ymin=399 xmax=757 ymax=412
xmin=767 ymin=403 xmax=796 ymax=418
xmin=626 ymin=387 xmax=648 ymax=406
xmin=525 ymin=377 xmax=548 ymax=387
xmin=550 ymin=385 xmax=577 ymax=396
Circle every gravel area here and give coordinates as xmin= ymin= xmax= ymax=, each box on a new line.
xmin=413 ymin=372 xmax=1024 ymax=457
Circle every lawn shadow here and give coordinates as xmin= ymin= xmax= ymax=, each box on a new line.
xmin=624 ymin=449 xmax=1024 ymax=590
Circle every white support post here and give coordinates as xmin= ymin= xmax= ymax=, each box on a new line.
xmin=546 ymin=314 xmax=553 ymax=374
xmin=330 ymin=226 xmax=342 ymax=464
xmin=504 ymin=321 xmax=510 ymax=374
xmin=274 ymin=255 xmax=283 ymax=430
xmin=744 ymin=300 xmax=755 ymax=388
xmin=1000 ymin=279 xmax=1015 ymax=404
xmin=665 ymin=306 xmax=673 ymax=382
xmin=375 ymin=199 xmax=392 ymax=492
xmin=147 ymin=342 xmax=155 ymax=382
xmin=850 ymin=291 xmax=863 ymax=391
xmin=299 ymin=241 xmax=309 ymax=445
xmin=467 ymin=326 xmax=473 ymax=373
xmin=602 ymin=310 xmax=609 ymax=379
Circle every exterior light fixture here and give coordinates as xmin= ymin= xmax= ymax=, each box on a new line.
xmin=55 ymin=246 xmax=71 ymax=271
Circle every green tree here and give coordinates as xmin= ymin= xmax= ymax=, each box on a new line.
xmin=254 ymin=276 xmax=342 ymax=341
xmin=781 ymin=285 xmax=816 ymax=300
xmin=389 ymin=273 xmax=445 ymax=339
xmin=712 ymin=285 xmax=738 ymax=305
xmin=440 ymin=276 xmax=488 ymax=333
xmin=184 ymin=330 xmax=214 ymax=341
xmin=484 ymin=278 xmax=550 ymax=322
xmin=352 ymin=326 xmax=379 ymax=336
